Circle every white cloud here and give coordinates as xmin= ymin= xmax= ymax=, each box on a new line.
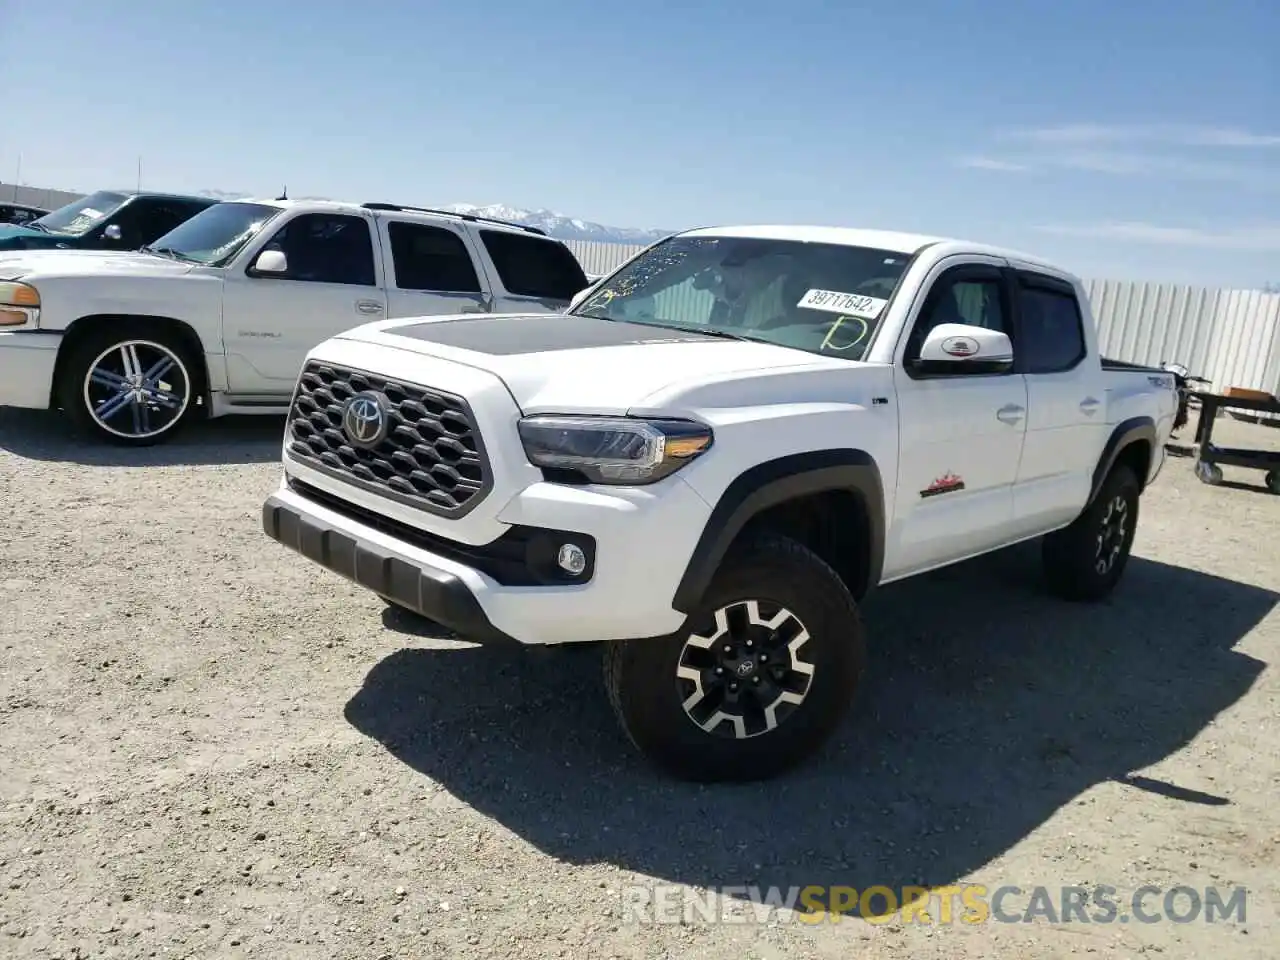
xmin=1054 ymin=151 xmax=1276 ymax=188
xmin=1034 ymin=221 xmax=1280 ymax=252
xmin=957 ymin=156 xmax=1030 ymax=172
xmin=953 ymin=148 xmax=1276 ymax=188
xmin=1005 ymin=123 xmax=1280 ymax=148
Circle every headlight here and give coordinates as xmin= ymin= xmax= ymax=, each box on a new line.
xmin=0 ymin=281 xmax=40 ymax=327
xmin=517 ymin=415 xmax=713 ymax=484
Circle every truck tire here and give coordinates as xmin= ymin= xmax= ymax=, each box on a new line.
xmin=57 ymin=322 xmax=203 ymax=446
xmin=1041 ymin=463 xmax=1140 ymax=601
xmin=603 ymin=532 xmax=866 ymax=782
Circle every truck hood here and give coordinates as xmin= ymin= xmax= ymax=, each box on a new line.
xmin=0 ymin=224 xmax=79 ymax=251
xmin=339 ymin=312 xmax=854 ymax=413
xmin=0 ymin=249 xmax=194 ymax=281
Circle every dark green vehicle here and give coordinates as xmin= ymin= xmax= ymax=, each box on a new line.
xmin=0 ymin=190 xmax=216 ymax=252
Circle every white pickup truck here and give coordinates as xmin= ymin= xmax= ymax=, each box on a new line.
xmin=260 ymin=224 xmax=1178 ymax=781
xmin=0 ymin=198 xmax=590 ymax=445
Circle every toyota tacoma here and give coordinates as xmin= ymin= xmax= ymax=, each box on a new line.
xmin=261 ymin=224 xmax=1178 ymax=781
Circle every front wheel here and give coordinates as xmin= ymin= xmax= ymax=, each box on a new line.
xmin=603 ymin=532 xmax=866 ymax=782
xmin=1041 ymin=464 xmax=1140 ymax=601
xmin=57 ymin=323 xmax=202 ymax=446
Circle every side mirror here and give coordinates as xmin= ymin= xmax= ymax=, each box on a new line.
xmin=914 ymin=323 xmax=1013 ymax=375
xmin=103 ymin=224 xmax=123 ymax=242
xmin=253 ymin=249 xmax=288 ymax=274
xmin=569 ymin=283 xmax=597 ymax=311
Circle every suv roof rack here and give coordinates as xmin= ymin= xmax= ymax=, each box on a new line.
xmin=361 ymin=202 xmax=547 ymax=236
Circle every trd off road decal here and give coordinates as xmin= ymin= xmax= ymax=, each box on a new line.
xmin=920 ymin=471 xmax=965 ymax=498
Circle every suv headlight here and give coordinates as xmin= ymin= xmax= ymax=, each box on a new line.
xmin=0 ymin=281 xmax=40 ymax=327
xmin=517 ymin=415 xmax=713 ymax=484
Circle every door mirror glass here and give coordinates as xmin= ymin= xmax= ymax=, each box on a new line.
xmin=253 ymin=249 xmax=288 ymax=274
xmin=103 ymin=224 xmax=123 ymax=242
xmin=915 ymin=322 xmax=1013 ymax=375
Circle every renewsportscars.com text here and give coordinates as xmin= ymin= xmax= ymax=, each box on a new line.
xmin=619 ymin=883 xmax=1248 ymax=925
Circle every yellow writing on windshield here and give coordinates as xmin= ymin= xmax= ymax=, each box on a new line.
xmin=820 ymin=315 xmax=869 ymax=352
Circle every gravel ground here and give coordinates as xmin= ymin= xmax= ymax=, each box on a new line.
xmin=1 ymin=407 xmax=1277 ymax=960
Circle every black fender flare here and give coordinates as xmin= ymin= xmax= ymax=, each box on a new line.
xmin=1088 ymin=416 xmax=1156 ymax=507
xmin=671 ymin=449 xmax=886 ymax=614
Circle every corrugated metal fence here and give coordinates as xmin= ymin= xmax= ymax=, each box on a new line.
xmin=565 ymin=239 xmax=1280 ymax=396
xmin=0 ymin=181 xmax=83 ymax=211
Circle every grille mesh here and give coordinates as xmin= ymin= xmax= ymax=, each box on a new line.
xmin=286 ymin=361 xmax=489 ymax=516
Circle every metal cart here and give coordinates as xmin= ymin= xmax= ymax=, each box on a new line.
xmin=1188 ymin=389 xmax=1280 ymax=494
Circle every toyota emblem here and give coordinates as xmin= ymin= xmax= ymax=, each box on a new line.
xmin=341 ymin=392 xmax=389 ymax=448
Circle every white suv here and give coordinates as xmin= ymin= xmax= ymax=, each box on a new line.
xmin=0 ymin=199 xmax=590 ymax=445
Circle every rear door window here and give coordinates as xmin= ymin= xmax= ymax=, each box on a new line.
xmin=478 ymin=229 xmax=588 ymax=300
xmin=387 ymin=221 xmax=482 ymax=292
xmin=1015 ymin=275 xmax=1087 ymax=373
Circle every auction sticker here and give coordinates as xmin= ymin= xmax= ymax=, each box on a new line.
xmin=797 ymin=289 xmax=887 ymax=319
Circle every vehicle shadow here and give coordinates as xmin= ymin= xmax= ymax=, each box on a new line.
xmin=0 ymin=409 xmax=284 ymax=466
xmin=343 ymin=544 xmax=1274 ymax=916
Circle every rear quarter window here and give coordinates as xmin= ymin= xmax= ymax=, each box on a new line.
xmin=479 ymin=229 xmax=588 ymax=301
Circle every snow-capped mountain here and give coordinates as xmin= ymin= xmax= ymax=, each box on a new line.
xmin=444 ymin=204 xmax=672 ymax=245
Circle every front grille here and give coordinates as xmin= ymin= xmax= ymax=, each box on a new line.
xmin=287 ymin=361 xmax=491 ymax=517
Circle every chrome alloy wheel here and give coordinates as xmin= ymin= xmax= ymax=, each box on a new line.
xmin=1095 ymin=494 xmax=1129 ymax=575
xmin=82 ymin=340 xmax=191 ymax=440
xmin=676 ymin=599 xmax=816 ymax=739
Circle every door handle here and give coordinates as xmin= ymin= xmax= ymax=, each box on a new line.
xmin=1079 ymin=396 xmax=1101 ymax=415
xmin=996 ymin=403 xmax=1026 ymax=425
xmin=355 ymin=300 xmax=383 ymax=315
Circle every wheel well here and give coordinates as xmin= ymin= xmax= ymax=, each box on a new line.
xmin=49 ymin=314 xmax=210 ymax=410
xmin=734 ymin=490 xmax=872 ymax=601
xmin=1113 ymin=439 xmax=1152 ymax=491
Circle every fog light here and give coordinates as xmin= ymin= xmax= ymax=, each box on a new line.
xmin=556 ymin=543 xmax=587 ymax=576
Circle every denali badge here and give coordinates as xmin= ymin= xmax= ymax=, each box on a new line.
xmin=341 ymin=391 xmax=389 ymax=448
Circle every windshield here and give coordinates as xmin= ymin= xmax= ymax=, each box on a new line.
xmin=145 ymin=201 xmax=282 ymax=266
xmin=571 ymin=235 xmax=916 ymax=360
xmin=30 ymin=190 xmax=130 ymax=236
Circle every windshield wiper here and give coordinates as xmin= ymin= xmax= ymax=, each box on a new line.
xmin=23 ymin=222 xmax=50 ymax=233
xmin=141 ymin=245 xmax=198 ymax=263
xmin=585 ymin=312 xmax=759 ymax=342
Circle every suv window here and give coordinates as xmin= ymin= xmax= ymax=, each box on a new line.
xmin=254 ymin=213 xmax=376 ymax=286
xmin=387 ymin=222 xmax=481 ymax=292
xmin=2 ymin=206 xmax=41 ymax=225
xmin=1016 ymin=277 xmax=1086 ymax=373
xmin=905 ymin=272 xmax=1010 ymax=362
xmin=479 ymin=229 xmax=588 ymax=301
xmin=116 ymin=199 xmax=206 ymax=248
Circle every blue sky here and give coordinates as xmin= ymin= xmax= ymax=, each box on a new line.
xmin=3 ymin=0 xmax=1277 ymax=287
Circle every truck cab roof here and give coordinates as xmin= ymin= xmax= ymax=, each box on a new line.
xmin=677 ymin=223 xmax=1079 ymax=283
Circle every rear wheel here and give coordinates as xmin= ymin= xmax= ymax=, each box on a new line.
xmin=603 ymin=532 xmax=865 ymax=782
xmin=57 ymin=323 xmax=203 ymax=446
xmin=1042 ymin=464 xmax=1140 ymax=601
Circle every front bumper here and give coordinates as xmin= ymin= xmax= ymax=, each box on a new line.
xmin=263 ymin=491 xmax=520 ymax=645
xmin=0 ymin=330 xmax=59 ymax=409
xmin=262 ymin=468 xmax=713 ymax=646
